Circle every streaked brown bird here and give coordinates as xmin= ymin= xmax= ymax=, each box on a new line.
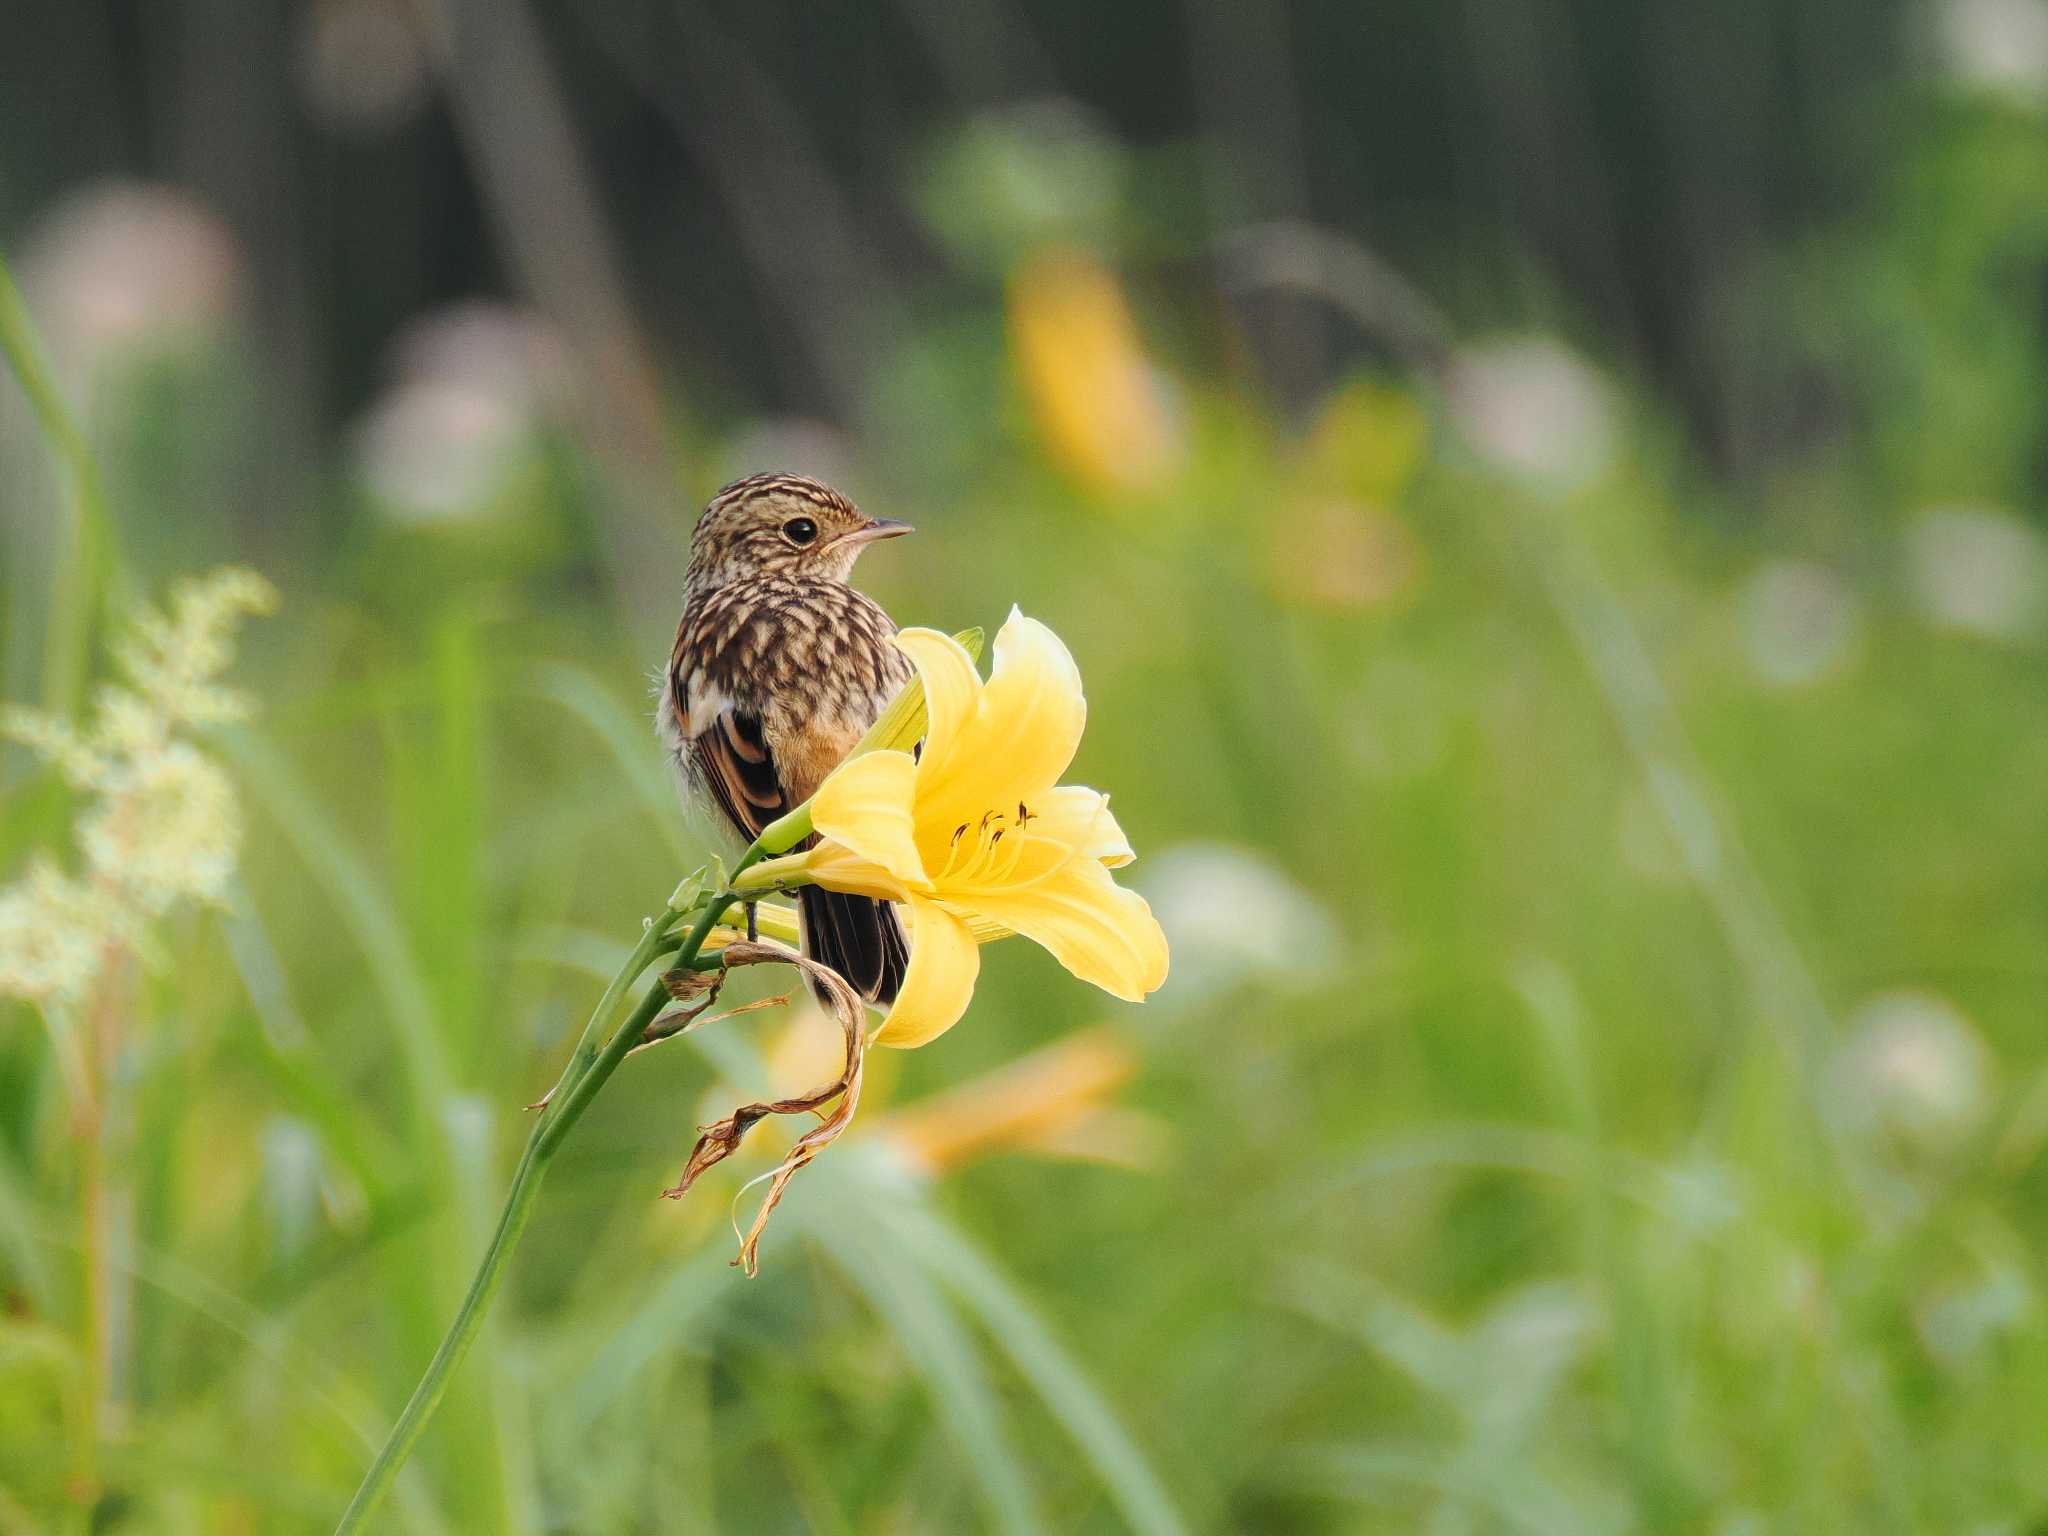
xmin=660 ymin=472 xmax=916 ymax=1003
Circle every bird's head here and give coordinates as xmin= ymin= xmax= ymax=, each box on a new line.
xmin=685 ymin=473 xmax=912 ymax=591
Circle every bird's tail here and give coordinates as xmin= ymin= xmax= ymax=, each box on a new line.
xmin=797 ymin=886 xmax=908 ymax=1008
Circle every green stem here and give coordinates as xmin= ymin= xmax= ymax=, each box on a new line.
xmin=333 ymin=809 xmax=783 ymax=1533
xmin=333 ymin=898 xmax=730 ymax=1533
xmin=537 ymin=896 xmax=733 ymax=1159
xmin=0 ymin=248 xmax=117 ymax=718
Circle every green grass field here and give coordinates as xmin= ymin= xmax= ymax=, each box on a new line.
xmin=4 ymin=80 xmax=2048 ymax=1536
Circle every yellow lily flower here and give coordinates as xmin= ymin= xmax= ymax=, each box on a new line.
xmin=738 ymin=610 xmax=1169 ymax=1047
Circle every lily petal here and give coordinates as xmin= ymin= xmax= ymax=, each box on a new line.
xmin=892 ymin=628 xmax=982 ymax=772
xmin=918 ymin=610 xmax=1087 ymax=836
xmin=875 ymin=899 xmax=981 ymax=1048
xmin=958 ymin=854 xmax=1169 ymax=1003
xmin=797 ymin=843 xmax=913 ymax=903
xmin=809 ymin=749 xmax=929 ymax=889
xmin=846 ymin=627 xmax=987 ymax=761
xmin=964 ymin=912 xmax=1014 ymax=943
xmin=1029 ymin=785 xmax=1136 ymax=868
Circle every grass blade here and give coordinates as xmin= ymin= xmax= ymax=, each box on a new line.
xmin=811 ymin=1191 xmax=1041 ymax=1536
xmin=879 ymin=1198 xmax=1191 ymax=1536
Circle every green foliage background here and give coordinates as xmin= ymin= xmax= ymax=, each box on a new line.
xmin=4 ymin=4 xmax=2048 ymax=1531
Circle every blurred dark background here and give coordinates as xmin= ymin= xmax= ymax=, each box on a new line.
xmin=0 ymin=0 xmax=1961 ymax=489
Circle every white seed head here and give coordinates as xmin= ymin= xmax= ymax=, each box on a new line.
xmin=0 ymin=565 xmax=274 ymax=1018
xmin=77 ymin=743 xmax=243 ymax=914
xmin=0 ymin=858 xmax=119 ymax=1009
xmin=112 ymin=566 xmax=277 ymax=731
xmin=1 ymin=705 xmax=108 ymax=787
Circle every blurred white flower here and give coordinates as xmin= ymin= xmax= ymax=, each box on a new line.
xmin=1736 ymin=559 xmax=1864 ymax=688
xmin=1916 ymin=1266 xmax=2030 ymax=1373
xmin=16 ymin=182 xmax=240 ymax=380
xmin=1830 ymin=989 xmax=1994 ymax=1155
xmin=389 ymin=302 xmax=571 ymax=416
xmin=1140 ymin=842 xmax=1340 ymax=998
xmin=0 ymin=567 xmax=275 ymax=1014
xmin=1931 ymin=0 xmax=2048 ymax=107
xmin=354 ymin=379 xmax=533 ymax=523
xmin=1906 ymin=504 xmax=2048 ymax=644
xmin=1448 ymin=336 xmax=1619 ymax=496
xmin=295 ymin=0 xmax=431 ymax=136
xmin=352 ymin=302 xmax=570 ymax=523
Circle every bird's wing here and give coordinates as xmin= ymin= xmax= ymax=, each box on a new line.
xmin=668 ymin=623 xmax=789 ymax=843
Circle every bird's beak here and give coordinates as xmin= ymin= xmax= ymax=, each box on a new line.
xmin=835 ymin=517 xmax=914 ymax=550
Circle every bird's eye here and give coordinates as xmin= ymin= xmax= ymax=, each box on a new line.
xmin=783 ymin=517 xmax=819 ymax=546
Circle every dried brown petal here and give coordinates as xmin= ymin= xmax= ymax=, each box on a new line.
xmin=659 ymin=940 xmax=869 ymax=1276
xmin=662 ymin=966 xmax=720 ymax=1003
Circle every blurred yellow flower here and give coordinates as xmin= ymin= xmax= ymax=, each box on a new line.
xmin=880 ymin=1026 xmax=1165 ymax=1174
xmin=1007 ymin=246 xmax=1180 ymax=496
xmin=1269 ymin=497 xmax=1426 ymax=613
xmin=757 ymin=1013 xmax=1164 ymax=1174
xmin=1267 ymin=381 xmax=1430 ymax=613
xmin=740 ymin=611 xmax=1169 ymax=1047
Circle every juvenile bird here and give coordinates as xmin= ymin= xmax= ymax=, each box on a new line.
xmin=661 ymin=472 xmax=915 ymax=1003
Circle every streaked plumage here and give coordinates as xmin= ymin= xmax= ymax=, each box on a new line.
xmin=660 ymin=473 xmax=914 ymax=1003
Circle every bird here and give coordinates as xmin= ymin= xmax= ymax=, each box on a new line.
xmin=660 ymin=472 xmax=916 ymax=1005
